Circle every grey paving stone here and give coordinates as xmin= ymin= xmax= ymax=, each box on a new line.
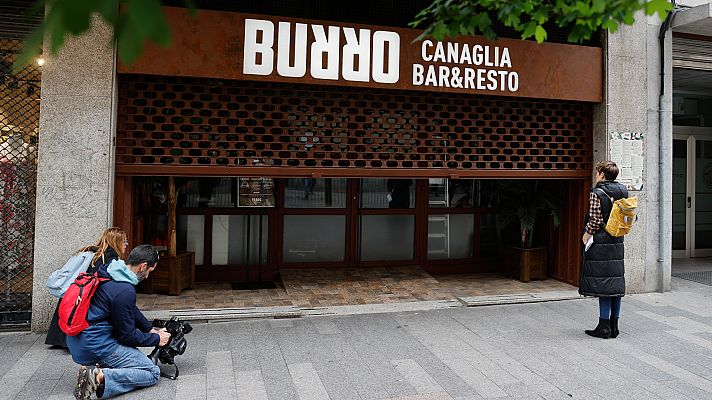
xmin=235 ymin=369 xmax=269 ymax=400
xmin=206 ymin=351 xmax=237 ymax=398
xmin=0 ymin=335 xmax=50 ymax=400
xmin=288 ymin=362 xmax=331 ymax=400
xmin=392 ymin=358 xmax=443 ymax=394
xmin=312 ymin=360 xmax=363 ymax=400
xmin=174 ymin=374 xmax=207 ymax=400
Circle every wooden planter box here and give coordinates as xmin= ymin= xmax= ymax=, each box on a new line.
xmin=504 ymin=246 xmax=547 ymax=283
xmin=138 ymin=252 xmax=195 ymax=295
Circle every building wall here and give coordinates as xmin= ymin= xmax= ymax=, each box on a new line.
xmin=30 ymin=18 xmax=117 ymax=331
xmin=30 ymin=11 xmax=674 ymax=331
xmin=594 ymin=11 xmax=673 ymax=294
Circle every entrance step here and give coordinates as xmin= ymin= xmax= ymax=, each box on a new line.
xmin=456 ymin=290 xmax=582 ymax=307
xmin=143 ymin=291 xmax=582 ymax=322
xmin=144 ymin=306 xmax=303 ymax=322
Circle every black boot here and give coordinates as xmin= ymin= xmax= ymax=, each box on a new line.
xmin=585 ymin=318 xmax=611 ymax=339
xmin=610 ymin=317 xmax=619 ymax=338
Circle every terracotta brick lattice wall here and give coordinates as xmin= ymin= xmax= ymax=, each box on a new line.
xmin=117 ymin=74 xmax=592 ymax=176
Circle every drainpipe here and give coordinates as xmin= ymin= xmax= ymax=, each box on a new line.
xmin=658 ymin=3 xmax=679 ymax=292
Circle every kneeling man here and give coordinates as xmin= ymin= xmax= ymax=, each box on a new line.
xmin=68 ymin=244 xmax=170 ymax=399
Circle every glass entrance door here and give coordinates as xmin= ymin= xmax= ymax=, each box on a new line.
xmin=672 ymin=139 xmax=689 ymax=257
xmin=672 ymin=133 xmax=712 ymax=258
xmin=694 ymin=140 xmax=712 ymax=256
xmin=357 ymin=179 xmax=417 ymax=265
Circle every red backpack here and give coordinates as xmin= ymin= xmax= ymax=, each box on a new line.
xmin=58 ymin=272 xmax=110 ymax=336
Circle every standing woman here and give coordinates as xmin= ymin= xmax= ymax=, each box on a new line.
xmin=45 ymin=227 xmax=128 ymax=348
xmin=579 ymin=161 xmax=628 ymax=339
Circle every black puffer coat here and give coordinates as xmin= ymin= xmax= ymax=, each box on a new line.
xmin=579 ymin=181 xmax=628 ymax=297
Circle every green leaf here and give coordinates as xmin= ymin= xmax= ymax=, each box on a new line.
xmin=521 ymin=21 xmax=538 ymax=39
xmin=534 ymin=25 xmax=547 ymax=43
xmin=645 ymin=0 xmax=673 ymax=18
xmin=60 ymin=0 xmax=93 ymax=34
xmin=591 ymin=0 xmax=607 ymax=14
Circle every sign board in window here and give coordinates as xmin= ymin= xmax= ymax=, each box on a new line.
xmin=238 ymin=177 xmax=275 ymax=207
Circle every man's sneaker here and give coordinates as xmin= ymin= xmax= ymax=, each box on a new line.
xmin=73 ymin=365 xmax=101 ymax=400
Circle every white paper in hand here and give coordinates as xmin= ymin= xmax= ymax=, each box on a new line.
xmin=585 ymin=236 xmax=594 ymax=252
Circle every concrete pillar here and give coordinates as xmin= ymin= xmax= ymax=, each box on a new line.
xmin=31 ymin=18 xmax=117 ymax=332
xmin=592 ymin=12 xmax=673 ymax=294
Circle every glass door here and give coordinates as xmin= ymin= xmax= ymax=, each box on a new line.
xmin=672 ymin=132 xmax=712 ymax=258
xmin=281 ymin=178 xmax=349 ymax=265
xmin=357 ymin=179 xmax=417 ymax=265
xmin=672 ymin=138 xmax=689 ymax=258
xmin=694 ymin=139 xmax=712 ymax=257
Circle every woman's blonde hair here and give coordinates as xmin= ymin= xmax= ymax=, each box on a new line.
xmin=78 ymin=227 xmax=127 ymax=265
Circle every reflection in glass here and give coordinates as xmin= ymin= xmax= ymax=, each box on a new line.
xmin=428 ymin=179 xmax=497 ymax=208
xmin=177 ymin=215 xmax=205 ymax=265
xmin=283 ymin=215 xmax=346 ymax=262
xmin=427 ymin=214 xmax=474 ymax=259
xmin=479 ymin=213 xmax=499 ymax=258
xmin=360 ymin=215 xmax=415 ymax=261
xmin=177 ymin=177 xmax=234 ymax=207
xmin=672 ymin=139 xmax=687 ymax=251
xmin=361 ymin=178 xmax=415 ymax=209
xmin=695 ymin=140 xmax=712 ymax=249
xmin=212 ymin=215 xmax=268 ymax=265
xmin=284 ymin=178 xmax=347 ymax=208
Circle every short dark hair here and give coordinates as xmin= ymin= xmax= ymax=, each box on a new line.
xmin=126 ymin=244 xmax=159 ymax=267
xmin=596 ymin=160 xmax=619 ymax=181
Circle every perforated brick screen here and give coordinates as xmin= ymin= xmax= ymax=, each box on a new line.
xmin=117 ymin=74 xmax=592 ymax=177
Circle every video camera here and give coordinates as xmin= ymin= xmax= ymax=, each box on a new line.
xmin=148 ymin=317 xmax=193 ymax=380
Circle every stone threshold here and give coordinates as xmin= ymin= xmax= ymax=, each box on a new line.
xmin=143 ymin=290 xmax=583 ymax=322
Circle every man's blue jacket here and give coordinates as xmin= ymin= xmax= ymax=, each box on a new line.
xmin=67 ymin=260 xmax=159 ymax=366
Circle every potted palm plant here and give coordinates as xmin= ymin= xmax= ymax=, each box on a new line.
xmin=494 ymin=180 xmax=560 ymax=282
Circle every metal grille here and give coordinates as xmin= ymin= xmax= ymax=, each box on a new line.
xmin=117 ymin=74 xmax=592 ymax=175
xmin=0 ymin=38 xmax=40 ymax=328
xmin=672 ymin=271 xmax=712 ymax=286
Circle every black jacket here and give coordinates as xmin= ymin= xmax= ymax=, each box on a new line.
xmin=579 ymin=181 xmax=628 ymax=297
xmin=86 ymin=247 xmax=119 ymax=274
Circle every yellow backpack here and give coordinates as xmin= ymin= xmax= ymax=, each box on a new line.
xmin=596 ymin=188 xmax=638 ymax=237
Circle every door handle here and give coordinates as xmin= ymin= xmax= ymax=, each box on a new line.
xmin=688 ymin=197 xmax=692 ymax=208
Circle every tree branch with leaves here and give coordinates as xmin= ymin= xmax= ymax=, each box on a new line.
xmin=409 ymin=0 xmax=673 ymax=43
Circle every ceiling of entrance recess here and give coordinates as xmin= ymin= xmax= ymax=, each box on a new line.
xmin=674 ymin=68 xmax=712 ymax=94
xmin=0 ymin=0 xmax=42 ymax=39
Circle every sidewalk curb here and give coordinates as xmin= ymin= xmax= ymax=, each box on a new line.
xmin=142 ymin=290 xmax=583 ymax=323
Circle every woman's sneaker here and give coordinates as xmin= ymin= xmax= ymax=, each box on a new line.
xmin=73 ymin=365 xmax=101 ymax=400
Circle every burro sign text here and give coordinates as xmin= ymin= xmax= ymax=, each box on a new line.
xmin=242 ymin=19 xmax=517 ymax=93
xmin=120 ymin=8 xmax=603 ymax=102
xmin=243 ymin=19 xmax=400 ymax=84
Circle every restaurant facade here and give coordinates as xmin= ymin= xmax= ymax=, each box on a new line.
xmin=19 ymin=1 xmax=712 ymax=330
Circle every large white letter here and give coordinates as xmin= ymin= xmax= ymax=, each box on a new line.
xmin=421 ymin=40 xmax=433 ymax=61
xmin=342 ymin=28 xmax=371 ymax=82
xmin=372 ymin=31 xmax=400 ymax=83
xmin=277 ymin=22 xmax=307 ymax=77
xmin=310 ymin=25 xmax=341 ymax=80
xmin=243 ymin=19 xmax=274 ymax=75
xmin=412 ymin=64 xmax=424 ymax=85
xmin=500 ymin=47 xmax=512 ymax=68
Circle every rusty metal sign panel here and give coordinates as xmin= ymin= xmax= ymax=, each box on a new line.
xmin=119 ymin=7 xmax=602 ymax=102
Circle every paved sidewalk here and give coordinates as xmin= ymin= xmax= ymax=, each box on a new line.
xmin=3 ymin=277 xmax=712 ymax=400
